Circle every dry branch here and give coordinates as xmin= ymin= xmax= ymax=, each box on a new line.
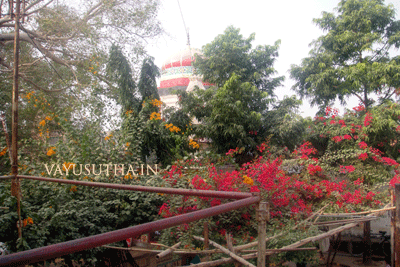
xmin=193 ymin=236 xmax=256 ymax=267
xmin=321 ymin=206 xmax=394 ymax=216
xmin=156 ymin=242 xmax=181 ymax=259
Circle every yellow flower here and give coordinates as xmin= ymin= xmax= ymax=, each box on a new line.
xmin=189 ymin=139 xmax=200 ymax=149
xmin=150 ymin=99 xmax=163 ymax=107
xmin=46 ymin=147 xmax=56 ymax=156
xmin=169 ymin=126 xmax=181 ymax=133
xmin=243 ymin=175 xmax=254 ymax=186
xmin=149 ymin=112 xmax=161 ymax=120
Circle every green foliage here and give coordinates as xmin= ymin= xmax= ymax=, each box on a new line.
xmin=107 ymin=44 xmax=140 ymax=113
xmin=194 ymin=26 xmax=284 ymax=95
xmin=290 ymin=0 xmax=400 ymax=110
xmin=303 ymin=103 xmax=400 ymax=184
xmin=0 ymin=176 xmax=164 ymax=263
xmin=138 ymin=56 xmax=160 ymax=102
xmin=264 ymin=95 xmax=308 ymax=151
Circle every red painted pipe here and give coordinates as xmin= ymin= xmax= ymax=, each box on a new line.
xmin=0 ymin=176 xmax=13 ymax=180
xmin=0 ymin=196 xmax=260 ymax=266
xmin=18 ymin=175 xmax=252 ymax=199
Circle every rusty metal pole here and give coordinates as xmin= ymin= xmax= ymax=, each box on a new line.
xmin=257 ymin=202 xmax=267 ymax=267
xmin=0 ymin=196 xmax=260 ymax=266
xmin=395 ymin=184 xmax=400 ymax=267
xmin=203 ymin=222 xmax=210 ymax=262
xmin=11 ymin=0 xmax=22 ymax=239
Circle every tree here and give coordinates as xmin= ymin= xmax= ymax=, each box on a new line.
xmin=194 ymin=25 xmax=284 ymax=96
xmin=0 ymin=0 xmax=162 ymax=115
xmin=290 ymin=0 xmax=400 ymax=110
xmin=180 ymin=26 xmax=285 ymax=160
xmin=138 ymin=56 xmax=161 ymax=102
xmin=107 ymin=44 xmax=140 ymax=113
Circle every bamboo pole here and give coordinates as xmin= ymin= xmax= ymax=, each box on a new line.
xmin=395 ymin=184 xmax=400 ymax=267
xmin=190 ymin=204 xmax=391 ymax=267
xmin=322 ymin=206 xmax=395 ymax=216
xmin=362 ymin=221 xmax=371 ymax=264
xmin=235 ymin=203 xmax=328 ymax=252
xmin=156 ymin=242 xmax=181 ymax=259
xmin=102 ymin=245 xmax=220 ymax=255
xmin=11 ymin=0 xmax=22 ymax=240
xmin=257 ymin=202 xmax=267 ymax=267
xmin=392 ymin=189 xmax=395 ymax=267
xmin=312 ymin=216 xmax=378 ymax=226
xmin=193 ymin=236 xmax=256 ymax=267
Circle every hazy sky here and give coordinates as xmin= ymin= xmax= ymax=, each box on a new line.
xmin=147 ymin=0 xmax=400 ymax=118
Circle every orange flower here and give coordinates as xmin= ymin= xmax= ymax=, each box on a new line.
xmin=62 ymin=162 xmax=76 ymax=172
xmin=124 ymin=173 xmax=133 ymax=179
xmin=0 ymin=147 xmax=7 ymax=156
xmin=70 ymin=186 xmax=77 ymax=192
xmin=46 ymin=147 xmax=56 ymax=156
xmin=39 ymin=120 xmax=46 ymax=127
xmin=149 ymin=112 xmax=161 ymax=120
xmin=150 ymin=99 xmax=163 ymax=107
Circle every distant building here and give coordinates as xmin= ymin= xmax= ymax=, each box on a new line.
xmin=158 ymin=46 xmax=211 ymax=108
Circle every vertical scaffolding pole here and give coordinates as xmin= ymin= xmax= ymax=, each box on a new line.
xmin=257 ymin=202 xmax=268 ymax=267
xmin=395 ymin=184 xmax=400 ymax=267
xmin=11 ymin=0 xmax=22 ymax=239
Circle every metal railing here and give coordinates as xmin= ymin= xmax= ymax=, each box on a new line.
xmin=0 ymin=175 xmax=261 ymax=266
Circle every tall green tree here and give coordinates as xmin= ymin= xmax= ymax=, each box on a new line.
xmin=180 ymin=26 xmax=284 ymax=159
xmin=194 ymin=25 xmax=284 ymax=95
xmin=138 ymin=56 xmax=160 ymax=102
xmin=290 ymin=0 xmax=400 ymax=110
xmin=199 ymin=74 xmax=270 ymax=155
xmin=107 ymin=44 xmax=140 ymax=113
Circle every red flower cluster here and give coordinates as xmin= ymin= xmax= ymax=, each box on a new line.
xmin=339 ymin=165 xmax=355 ymax=173
xmin=359 ymin=141 xmax=368 ymax=149
xmin=358 ymin=153 xmax=368 ymax=161
xmin=353 ymin=105 xmax=365 ymax=112
xmin=292 ymin=141 xmax=317 ymax=159
xmin=364 ymin=113 xmax=373 ymax=127
xmin=307 ymin=164 xmax=322 ymax=175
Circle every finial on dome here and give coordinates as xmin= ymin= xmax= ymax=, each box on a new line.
xmin=177 ymin=0 xmax=190 ymax=48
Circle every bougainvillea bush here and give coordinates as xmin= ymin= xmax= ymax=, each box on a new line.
xmin=157 ymin=137 xmax=389 ymax=263
xmin=304 ymin=103 xmax=400 ymax=185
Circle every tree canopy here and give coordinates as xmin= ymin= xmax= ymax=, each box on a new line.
xmin=138 ymin=56 xmax=160 ymax=102
xmin=290 ymin=0 xmax=400 ymax=110
xmin=0 ymin=0 xmax=162 ymax=121
xmin=179 ymin=26 xmax=286 ymax=160
xmin=194 ymin=25 xmax=284 ymax=96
